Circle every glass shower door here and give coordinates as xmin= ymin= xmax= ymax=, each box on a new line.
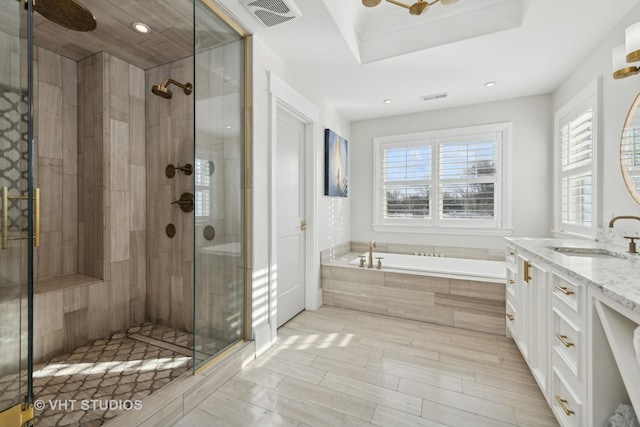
xmin=193 ymin=0 xmax=247 ymax=370
xmin=0 ymin=0 xmax=34 ymax=425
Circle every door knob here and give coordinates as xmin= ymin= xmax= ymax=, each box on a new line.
xmin=301 ymin=220 xmax=307 ymax=230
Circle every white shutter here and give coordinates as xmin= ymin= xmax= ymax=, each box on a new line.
xmin=438 ymin=137 xmax=498 ymax=220
xmin=381 ymin=143 xmax=431 ymax=219
xmin=559 ymin=103 xmax=593 ymax=227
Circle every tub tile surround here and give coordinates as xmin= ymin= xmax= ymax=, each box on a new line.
xmin=506 ymin=237 xmax=640 ymax=313
xmin=321 ymin=255 xmax=506 ymax=335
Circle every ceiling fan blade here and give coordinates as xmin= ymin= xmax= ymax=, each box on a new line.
xmin=409 ymin=1 xmax=430 ymax=15
xmin=385 ymin=0 xmax=412 ymax=10
xmin=362 ymin=0 xmax=383 ymax=7
xmin=440 ymin=0 xmax=459 ymax=4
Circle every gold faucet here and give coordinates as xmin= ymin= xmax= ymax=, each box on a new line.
xmin=609 ymin=215 xmax=640 ymax=254
xmin=608 ymin=215 xmax=640 ymax=228
xmin=368 ymin=240 xmax=376 ymax=268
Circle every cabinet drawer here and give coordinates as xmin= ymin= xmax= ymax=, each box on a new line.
xmin=506 ymin=299 xmax=516 ymax=338
xmin=550 ymin=365 xmax=585 ymax=427
xmin=551 ymin=301 xmax=586 ymax=384
xmin=506 ymin=245 xmax=516 ymax=267
xmin=506 ymin=267 xmax=516 ymax=300
xmin=551 ymin=272 xmax=586 ymax=319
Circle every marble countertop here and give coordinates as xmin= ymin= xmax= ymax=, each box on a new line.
xmin=506 ymin=237 xmax=640 ymax=312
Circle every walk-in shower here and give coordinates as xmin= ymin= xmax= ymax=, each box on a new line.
xmin=0 ymin=0 xmax=249 ymax=425
xmin=151 ymin=78 xmax=193 ymax=99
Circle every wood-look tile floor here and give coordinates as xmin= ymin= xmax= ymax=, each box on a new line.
xmin=175 ymin=306 xmax=560 ymax=427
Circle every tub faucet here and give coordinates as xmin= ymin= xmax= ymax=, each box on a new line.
xmin=368 ymin=240 xmax=376 ymax=268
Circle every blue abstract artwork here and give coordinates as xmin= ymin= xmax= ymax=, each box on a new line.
xmin=324 ymin=129 xmax=348 ymax=197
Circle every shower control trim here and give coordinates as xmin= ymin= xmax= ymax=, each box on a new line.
xmin=166 ymin=163 xmax=193 ymax=178
xmin=171 ymin=192 xmax=194 ymax=213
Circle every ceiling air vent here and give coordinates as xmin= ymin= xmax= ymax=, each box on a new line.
xmin=421 ymin=92 xmax=449 ymax=102
xmin=241 ymin=0 xmax=302 ymax=28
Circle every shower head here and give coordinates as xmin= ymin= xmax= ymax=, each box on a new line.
xmin=151 ymin=79 xmax=193 ymax=99
xmin=35 ymin=0 xmax=97 ymax=32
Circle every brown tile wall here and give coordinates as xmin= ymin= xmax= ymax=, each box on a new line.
xmin=321 ymin=265 xmax=506 ymax=335
xmin=33 ymin=51 xmax=147 ymax=363
xmin=145 ymin=58 xmax=194 ymax=332
xmin=33 ymin=47 xmax=78 ymax=279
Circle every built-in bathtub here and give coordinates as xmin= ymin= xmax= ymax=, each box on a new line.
xmin=322 ymin=252 xmax=507 ymax=335
xmin=349 ymin=252 xmax=506 ymax=282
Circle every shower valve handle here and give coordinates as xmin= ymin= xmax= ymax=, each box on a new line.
xmin=171 ymin=192 xmax=195 ymax=213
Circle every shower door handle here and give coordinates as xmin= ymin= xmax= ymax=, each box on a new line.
xmin=1 ymin=186 xmax=40 ymax=249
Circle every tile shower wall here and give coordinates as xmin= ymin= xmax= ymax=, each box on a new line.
xmin=34 ymin=47 xmax=78 ymax=279
xmin=78 ymin=50 xmax=147 ymax=324
xmin=146 ymin=57 xmax=194 ymax=332
xmin=30 ymin=51 xmax=148 ymax=363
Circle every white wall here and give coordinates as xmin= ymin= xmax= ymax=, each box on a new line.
xmin=250 ymin=36 xmax=351 ymax=349
xmin=552 ymin=3 xmax=640 ymax=234
xmin=350 ymin=94 xmax=553 ymax=250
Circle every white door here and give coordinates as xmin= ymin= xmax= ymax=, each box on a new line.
xmin=276 ymin=108 xmax=306 ymax=327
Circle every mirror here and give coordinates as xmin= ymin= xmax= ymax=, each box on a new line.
xmin=621 ymin=92 xmax=640 ymax=204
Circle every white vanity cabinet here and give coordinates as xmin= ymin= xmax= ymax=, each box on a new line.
xmin=513 ymin=252 xmax=550 ymax=398
xmin=506 ymin=238 xmax=640 ymax=427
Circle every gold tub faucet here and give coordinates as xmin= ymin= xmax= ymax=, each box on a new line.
xmin=368 ymin=240 xmax=376 ymax=268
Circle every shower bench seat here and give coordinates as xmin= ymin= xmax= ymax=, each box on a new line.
xmin=35 ymin=273 xmax=102 ymax=295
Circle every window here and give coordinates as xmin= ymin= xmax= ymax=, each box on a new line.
xmin=554 ymin=79 xmax=599 ymax=237
xmin=195 ymin=158 xmax=212 ymax=218
xmin=373 ymin=123 xmax=512 ymax=235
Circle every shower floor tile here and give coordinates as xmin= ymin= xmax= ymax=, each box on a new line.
xmin=32 ymin=324 xmax=193 ymax=427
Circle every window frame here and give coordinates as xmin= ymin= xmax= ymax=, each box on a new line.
xmin=553 ymin=79 xmax=600 ymax=238
xmin=372 ymin=122 xmax=513 ymax=236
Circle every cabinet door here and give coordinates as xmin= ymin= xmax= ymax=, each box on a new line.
xmin=529 ymin=260 xmax=550 ymax=397
xmin=516 ymin=254 xmax=550 ymax=397
xmin=515 ymin=255 xmax=530 ymax=359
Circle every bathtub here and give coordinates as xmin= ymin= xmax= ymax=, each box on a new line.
xmin=349 ymin=252 xmax=506 ymax=282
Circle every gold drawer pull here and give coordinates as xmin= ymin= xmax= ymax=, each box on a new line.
xmin=506 ymin=313 xmax=514 ymax=321
xmin=554 ymin=285 xmax=574 ymax=296
xmin=555 ymin=333 xmax=574 ymax=347
xmin=508 ymin=250 xmax=515 ymax=256
xmin=555 ymin=395 xmax=575 ymax=416
xmin=508 ymin=279 xmax=515 ymax=284
xmin=523 ymin=261 xmax=532 ymax=283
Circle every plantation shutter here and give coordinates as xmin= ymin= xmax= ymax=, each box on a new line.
xmin=382 ymin=144 xmax=431 ymax=219
xmin=559 ymin=103 xmax=593 ymax=227
xmin=438 ymin=137 xmax=498 ymax=220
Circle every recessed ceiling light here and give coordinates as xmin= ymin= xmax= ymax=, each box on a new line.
xmin=484 ymin=81 xmax=497 ymax=87
xmin=225 ymin=125 xmax=232 ymax=129
xmin=383 ymin=99 xmax=392 ymax=104
xmin=132 ymin=22 xmax=151 ymax=34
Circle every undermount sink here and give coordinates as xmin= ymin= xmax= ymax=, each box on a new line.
xmin=550 ymin=247 xmax=627 ymax=259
